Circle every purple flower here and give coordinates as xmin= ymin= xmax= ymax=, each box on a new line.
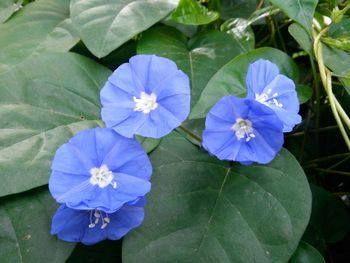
xmin=51 ymin=199 xmax=145 ymax=245
xmin=202 ymin=96 xmax=284 ymax=164
xmin=100 ymin=54 xmax=190 ymax=139
xmin=246 ymin=59 xmax=301 ymax=132
xmin=49 ymin=128 xmax=152 ymax=213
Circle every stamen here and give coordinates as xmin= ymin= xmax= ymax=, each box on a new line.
xmin=87 ymin=209 xmax=112 ymax=229
xmin=232 ymin=118 xmax=255 ymax=142
xmin=255 ymin=90 xmax=283 ymax=108
xmin=89 ymin=165 xmax=117 ymax=189
xmin=133 ymin=92 xmax=158 ymax=114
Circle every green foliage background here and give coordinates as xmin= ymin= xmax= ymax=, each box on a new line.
xmin=0 ymin=0 xmax=349 ymax=262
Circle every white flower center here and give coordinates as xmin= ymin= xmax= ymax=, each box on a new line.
xmin=255 ymin=88 xmax=283 ymax=108
xmin=133 ymin=92 xmax=158 ymax=114
xmin=88 ymin=209 xmax=111 ymax=229
xmin=232 ymin=118 xmax=256 ymax=142
xmin=89 ymin=165 xmax=117 ymax=189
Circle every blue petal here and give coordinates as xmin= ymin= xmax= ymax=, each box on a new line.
xmin=100 ymin=81 xmax=135 ymax=108
xmin=100 ymin=54 xmax=191 ymax=138
xmin=246 ymin=59 xmax=279 ymax=95
xmin=129 ymin=55 xmax=179 ymax=94
xmin=51 ymin=205 xmax=92 ymax=243
xmin=51 ymin=144 xmax=94 ymax=176
xmin=203 ymin=97 xmax=284 ymax=164
xmin=159 ymin=93 xmax=190 ymax=120
xmin=108 ymin=111 xmax=148 ymax=138
xmin=49 ymin=170 xmax=91 ymax=203
xmin=264 ymin=75 xmax=299 ymax=112
xmin=101 ymin=106 xmax=135 ymax=133
xmin=102 ymin=135 xmax=152 ymax=181
xmin=152 ymin=69 xmax=190 ymax=100
xmin=49 ymin=127 xmax=152 ymax=211
xmin=125 ymin=105 xmax=180 ymax=138
xmin=203 ymin=130 xmax=243 ymax=160
xmin=107 ymin=63 xmax=144 ymax=96
xmin=66 ymin=173 xmax=151 ymax=212
xmin=51 ymin=203 xmax=145 ymax=245
xmin=107 ymin=204 xmax=144 ymax=240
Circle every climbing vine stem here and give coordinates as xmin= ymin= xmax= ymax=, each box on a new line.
xmin=313 ymin=25 xmax=350 ymax=150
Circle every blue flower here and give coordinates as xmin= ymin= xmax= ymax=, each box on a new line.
xmin=246 ymin=59 xmax=301 ymax=132
xmin=202 ymin=96 xmax=284 ymax=164
xmin=51 ymin=199 xmax=145 ymax=245
xmin=49 ymin=128 xmax=152 ymax=213
xmin=100 ymin=54 xmax=190 ymax=139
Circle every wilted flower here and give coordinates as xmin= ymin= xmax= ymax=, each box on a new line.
xmin=202 ymin=96 xmax=284 ymax=164
xmin=51 ymin=199 xmax=145 ymax=245
xmin=100 ymin=54 xmax=190 ymax=138
xmin=49 ymin=128 xmax=152 ymax=213
xmin=246 ymin=59 xmax=301 ymax=132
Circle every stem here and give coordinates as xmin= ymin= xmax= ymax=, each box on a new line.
xmin=304 ymin=153 xmax=350 ymax=164
xmin=309 ymin=55 xmax=320 ymax=154
xmin=177 ymin=125 xmax=202 ymax=146
xmin=313 ymin=27 xmax=350 ymax=150
xmin=315 ymin=168 xmax=350 ymax=176
xmin=328 ymin=155 xmax=350 ymax=170
xmin=285 ymin=125 xmax=338 ymax=138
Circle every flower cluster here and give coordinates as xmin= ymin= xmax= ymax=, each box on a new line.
xmin=49 ymin=55 xmax=190 ymax=244
xmin=203 ymin=59 xmax=301 ymax=164
xmin=49 ymin=55 xmax=300 ymax=244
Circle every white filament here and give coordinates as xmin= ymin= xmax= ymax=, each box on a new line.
xmin=133 ymin=92 xmax=158 ymax=114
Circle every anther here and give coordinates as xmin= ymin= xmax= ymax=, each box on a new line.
xmin=232 ymin=118 xmax=255 ymax=142
xmin=133 ymin=92 xmax=158 ymax=114
xmin=89 ymin=165 xmax=117 ymax=188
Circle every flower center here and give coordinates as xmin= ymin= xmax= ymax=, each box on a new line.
xmin=255 ymin=88 xmax=283 ymax=108
xmin=88 ymin=209 xmax=111 ymax=229
xmin=89 ymin=165 xmax=117 ymax=189
xmin=133 ymin=92 xmax=158 ymax=114
xmin=232 ymin=118 xmax=256 ymax=142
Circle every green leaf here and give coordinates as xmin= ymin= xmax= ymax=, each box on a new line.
xmin=288 ymin=23 xmax=313 ymax=55
xmin=297 ymin=85 xmax=313 ymax=104
xmin=323 ymin=18 xmax=350 ymax=51
xmin=0 ymin=0 xmax=22 ymax=23
xmin=269 ymin=0 xmax=318 ymax=33
xmin=67 ymin=240 xmax=122 ymax=263
xmin=322 ymin=36 xmax=350 ymax=51
xmin=136 ymin=136 xmax=160 ymax=154
xmin=329 ymin=18 xmax=350 ymax=38
xmin=0 ymin=188 xmax=75 ymax=262
xmin=0 ymin=0 xmax=79 ymax=70
xmin=0 ymin=52 xmax=111 ymax=197
xmin=70 ymin=0 xmax=179 ymax=58
xmin=289 ymin=241 xmax=325 ymax=263
xmin=220 ymin=18 xmax=255 ymax=48
xmin=123 ymin=133 xmax=312 ymax=263
xmin=323 ymin=44 xmax=350 ymax=93
xmin=190 ymin=47 xmax=299 ymax=119
xmin=137 ymin=26 xmax=253 ymax=108
xmin=220 ymin=0 xmax=257 ymax=20
xmin=170 ymin=0 xmax=219 ymax=25
xmin=303 ymin=184 xmax=350 ymax=253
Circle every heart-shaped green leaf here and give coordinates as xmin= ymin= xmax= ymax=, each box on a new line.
xmin=70 ymin=0 xmax=179 ymax=58
xmin=170 ymin=0 xmax=219 ymax=25
xmin=123 ymin=133 xmax=312 ymax=263
xmin=269 ymin=0 xmax=318 ymax=34
xmin=0 ymin=52 xmax=111 ymax=197
xmin=0 ymin=0 xmax=79 ymax=70
xmin=289 ymin=241 xmax=325 ymax=263
xmin=0 ymin=0 xmax=22 ymax=23
xmin=190 ymin=47 xmax=299 ymax=119
xmin=0 ymin=188 xmax=75 ymax=262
